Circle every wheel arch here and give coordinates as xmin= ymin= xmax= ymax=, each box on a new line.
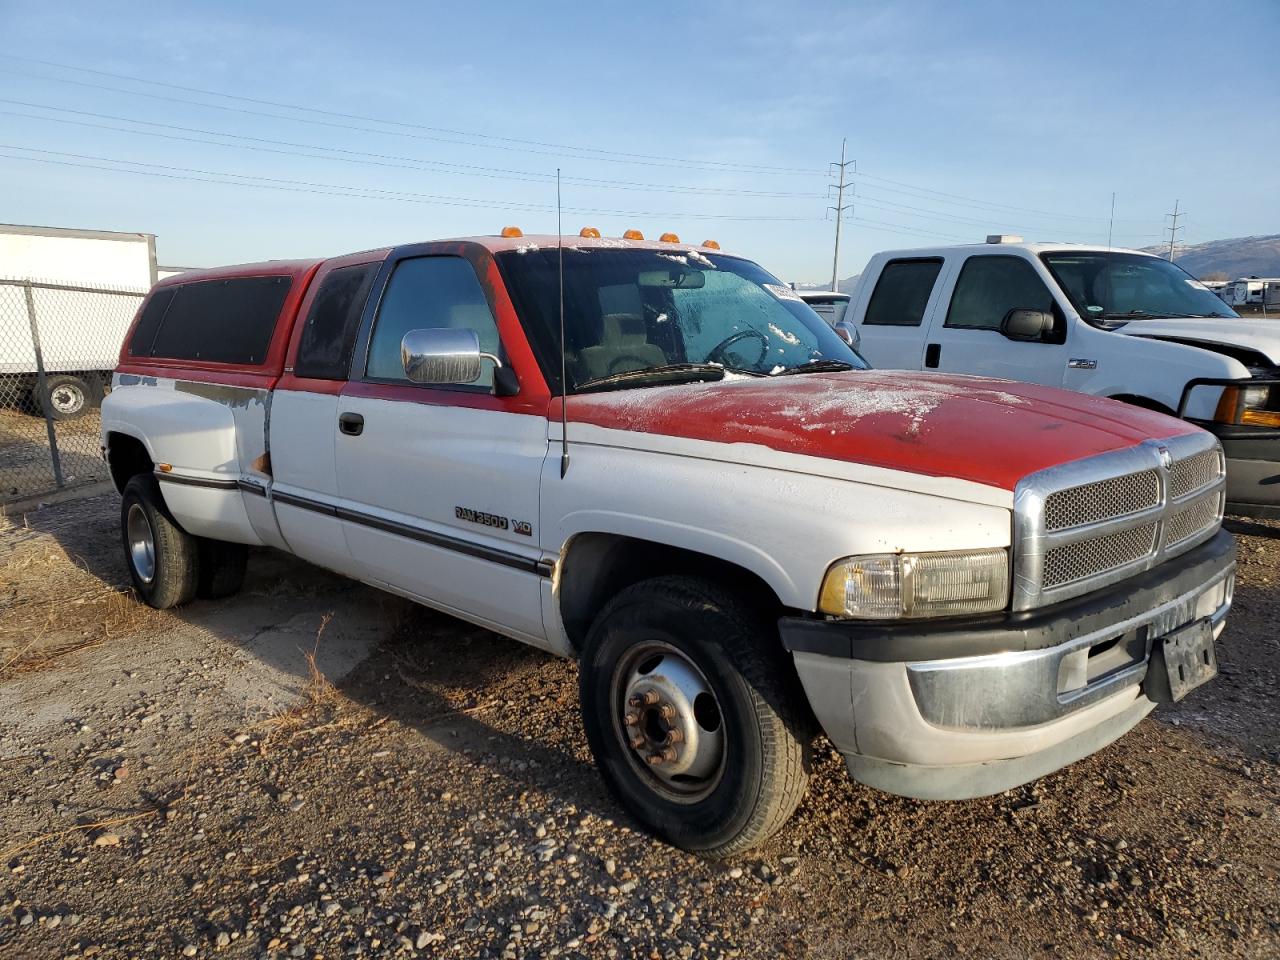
xmin=1107 ymin=393 xmax=1178 ymax=416
xmin=556 ymin=531 xmax=793 ymax=654
xmin=105 ymin=430 xmax=155 ymax=494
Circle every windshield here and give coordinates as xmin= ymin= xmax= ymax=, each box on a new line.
xmin=1041 ymin=252 xmax=1240 ymax=323
xmin=497 ymin=247 xmax=867 ymax=394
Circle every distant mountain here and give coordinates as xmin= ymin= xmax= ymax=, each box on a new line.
xmin=794 ymin=274 xmax=861 ymax=295
xmin=1140 ymin=234 xmax=1280 ymax=280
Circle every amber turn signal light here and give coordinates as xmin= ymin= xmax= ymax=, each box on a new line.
xmin=500 ymin=226 xmax=524 ymax=238
xmin=702 ymin=240 xmax=721 ymax=250
xmin=579 ymin=226 xmax=601 ymax=238
xmin=622 ymin=229 xmax=645 ymax=240
xmin=659 ymin=232 xmax=680 ymax=243
xmin=1242 ymin=409 xmax=1280 ymax=427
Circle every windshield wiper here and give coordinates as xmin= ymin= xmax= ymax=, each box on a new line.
xmin=771 ymin=359 xmax=857 ymax=377
xmin=1098 ymin=309 xmax=1159 ymax=319
xmin=575 ymin=363 xmax=727 ymax=394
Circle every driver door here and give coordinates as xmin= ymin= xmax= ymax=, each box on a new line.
xmin=923 ymin=253 xmax=1069 ymax=387
xmin=332 ymin=253 xmax=550 ymax=643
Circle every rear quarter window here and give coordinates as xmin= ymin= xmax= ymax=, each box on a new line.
xmin=294 ymin=263 xmax=379 ymax=380
xmin=864 ymin=258 xmax=943 ymax=327
xmin=132 ymin=276 xmax=292 ymax=364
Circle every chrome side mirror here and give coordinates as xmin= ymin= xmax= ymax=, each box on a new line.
xmin=833 ymin=319 xmax=860 ymax=349
xmin=400 ymin=328 xmax=502 ymax=384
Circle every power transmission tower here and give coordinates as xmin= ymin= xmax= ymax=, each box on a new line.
xmin=1164 ymin=199 xmax=1186 ymax=261
xmin=828 ymin=138 xmax=854 ymax=292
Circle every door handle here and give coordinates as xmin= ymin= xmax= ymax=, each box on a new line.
xmin=338 ymin=412 xmax=364 ymax=436
xmin=925 ymin=343 xmax=941 ymax=368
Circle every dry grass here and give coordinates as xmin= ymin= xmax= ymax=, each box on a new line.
xmin=252 ymin=613 xmax=350 ymax=743
xmin=0 ymin=541 xmax=161 ymax=678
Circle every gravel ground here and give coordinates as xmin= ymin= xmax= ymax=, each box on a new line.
xmin=0 ymin=494 xmax=1277 ymax=960
xmin=0 ymin=405 xmax=107 ymax=503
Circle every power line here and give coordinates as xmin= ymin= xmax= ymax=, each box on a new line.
xmin=0 ymin=100 xmax=822 ymax=200
xmin=0 ymin=56 xmax=819 ymax=176
xmin=0 ymin=146 xmax=824 ymax=222
xmin=851 ymin=169 xmax=1156 ymax=225
xmin=3 ymin=55 xmax=1175 ymax=231
xmin=849 ymin=193 xmax=1165 ymax=241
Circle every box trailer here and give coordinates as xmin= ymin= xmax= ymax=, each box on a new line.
xmin=0 ymin=223 xmax=157 ymax=419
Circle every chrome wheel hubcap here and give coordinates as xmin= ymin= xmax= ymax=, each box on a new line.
xmin=126 ymin=503 xmax=156 ymax=584
xmin=614 ymin=643 xmax=724 ymax=800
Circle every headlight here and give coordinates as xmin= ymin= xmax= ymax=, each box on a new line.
xmin=1214 ymin=384 xmax=1280 ymax=427
xmin=818 ymin=548 xmax=1010 ymax=619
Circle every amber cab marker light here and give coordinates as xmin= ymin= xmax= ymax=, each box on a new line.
xmin=500 ymin=225 xmax=524 ymax=238
xmin=622 ymin=229 xmax=645 ymax=241
xmin=659 ymin=232 xmax=680 ymax=243
xmin=579 ymin=226 xmax=601 ymax=238
xmin=702 ymin=239 xmax=721 ymax=250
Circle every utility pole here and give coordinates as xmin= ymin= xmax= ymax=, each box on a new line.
xmin=1164 ymin=199 xmax=1185 ymax=261
xmin=828 ymin=138 xmax=854 ymax=292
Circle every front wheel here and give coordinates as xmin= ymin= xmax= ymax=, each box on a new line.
xmin=579 ymin=576 xmax=812 ymax=857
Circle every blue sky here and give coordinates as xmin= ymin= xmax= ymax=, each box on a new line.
xmin=0 ymin=0 xmax=1275 ymax=282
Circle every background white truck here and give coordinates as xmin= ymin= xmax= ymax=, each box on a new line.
xmin=0 ymin=223 xmax=158 ymax=419
xmin=846 ymin=237 xmax=1280 ymax=517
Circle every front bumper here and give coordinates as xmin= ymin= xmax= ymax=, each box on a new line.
xmin=780 ymin=529 xmax=1236 ymax=800
xmin=1200 ymin=422 xmax=1280 ymax=519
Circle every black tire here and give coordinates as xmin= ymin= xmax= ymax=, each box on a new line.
xmin=120 ymin=475 xmax=199 ymax=609
xmin=196 ymin=539 xmax=248 ymax=599
xmin=579 ymin=576 xmax=812 ymax=857
xmin=32 ymin=374 xmax=98 ymax=421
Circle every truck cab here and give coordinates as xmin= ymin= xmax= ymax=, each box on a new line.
xmin=848 ymin=237 xmax=1280 ymax=517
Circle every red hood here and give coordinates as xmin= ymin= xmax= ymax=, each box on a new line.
xmin=562 ymin=371 xmax=1200 ymax=492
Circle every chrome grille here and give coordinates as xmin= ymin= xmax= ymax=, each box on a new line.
xmin=1169 ymin=449 xmax=1219 ymax=500
xmin=1013 ymin=434 xmax=1226 ymax=610
xmin=1166 ymin=492 xmax=1222 ymax=546
xmin=1043 ymin=470 xmax=1160 ymax=531
xmin=1043 ymin=523 xmax=1157 ymax=588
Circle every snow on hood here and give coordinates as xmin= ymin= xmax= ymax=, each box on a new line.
xmin=563 ymin=371 xmax=1199 ymax=493
xmin=1118 ymin=317 xmax=1280 ymax=365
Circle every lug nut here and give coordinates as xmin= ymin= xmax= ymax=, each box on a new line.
xmin=647 ymin=753 xmax=665 ymax=766
xmin=630 ymin=735 xmax=646 ymax=750
xmin=627 ymin=695 xmax=642 ymax=709
xmin=623 ymin=712 xmax=640 ymax=726
xmin=666 ymin=729 xmax=684 ymax=744
xmin=642 ymin=690 xmax=660 ymax=706
xmin=661 ymin=747 xmax=678 ymax=762
xmin=658 ymin=704 xmax=676 ymax=721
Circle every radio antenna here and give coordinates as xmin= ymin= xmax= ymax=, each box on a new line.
xmin=557 ymin=167 xmax=570 ymax=478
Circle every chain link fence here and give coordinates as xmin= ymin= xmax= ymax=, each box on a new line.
xmin=1 ymin=279 xmax=145 ymax=504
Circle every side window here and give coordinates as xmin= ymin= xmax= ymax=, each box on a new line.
xmin=946 ymin=256 xmax=1054 ymax=331
xmin=864 ymin=259 xmax=943 ymax=326
xmin=127 ymin=287 xmax=176 ymax=356
xmin=294 ymin=262 xmax=378 ymax=380
xmin=365 ymin=257 xmax=500 ymax=388
xmin=143 ymin=276 xmax=291 ymax=363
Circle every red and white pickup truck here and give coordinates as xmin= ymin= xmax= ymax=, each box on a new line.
xmin=101 ymin=230 xmax=1235 ymax=856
